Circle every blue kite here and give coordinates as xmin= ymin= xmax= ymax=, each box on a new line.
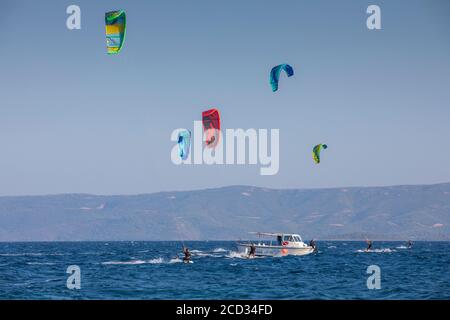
xmin=177 ymin=130 xmax=191 ymax=160
xmin=270 ymin=64 xmax=294 ymax=92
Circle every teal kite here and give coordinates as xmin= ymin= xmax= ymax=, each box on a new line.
xmin=270 ymin=64 xmax=294 ymax=92
xmin=178 ymin=130 xmax=191 ymax=160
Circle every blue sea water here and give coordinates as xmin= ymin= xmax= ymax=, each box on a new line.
xmin=0 ymin=241 xmax=448 ymax=299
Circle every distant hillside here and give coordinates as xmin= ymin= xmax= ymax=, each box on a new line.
xmin=0 ymin=183 xmax=449 ymax=241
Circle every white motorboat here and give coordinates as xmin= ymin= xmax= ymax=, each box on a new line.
xmin=237 ymin=232 xmax=315 ymax=257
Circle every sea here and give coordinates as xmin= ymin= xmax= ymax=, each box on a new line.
xmin=0 ymin=241 xmax=448 ymax=300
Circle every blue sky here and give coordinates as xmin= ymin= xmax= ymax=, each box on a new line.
xmin=1 ymin=0 xmax=449 ymax=195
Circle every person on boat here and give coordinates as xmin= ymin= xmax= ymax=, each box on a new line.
xmin=277 ymin=235 xmax=282 ymax=246
xmin=248 ymin=243 xmax=256 ymax=258
xmin=309 ymin=239 xmax=317 ymax=252
xmin=182 ymin=246 xmax=191 ymax=263
xmin=365 ymin=240 xmax=373 ymax=251
xmin=407 ymin=240 xmax=413 ymax=248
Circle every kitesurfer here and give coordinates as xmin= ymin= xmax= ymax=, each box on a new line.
xmin=183 ymin=246 xmax=191 ymax=263
xmin=309 ymin=239 xmax=317 ymax=252
xmin=248 ymin=243 xmax=256 ymax=258
xmin=407 ymin=240 xmax=413 ymax=248
xmin=365 ymin=240 xmax=373 ymax=252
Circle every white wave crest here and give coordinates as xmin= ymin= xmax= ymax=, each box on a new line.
xmin=147 ymin=258 xmax=164 ymax=264
xmin=169 ymin=258 xmax=182 ymax=264
xmin=0 ymin=252 xmax=69 ymax=257
xmin=102 ymin=260 xmax=147 ymax=265
xmin=225 ymin=251 xmax=249 ymax=259
xmin=356 ymin=248 xmax=395 ymax=253
xmin=103 ymin=257 xmax=183 ymax=265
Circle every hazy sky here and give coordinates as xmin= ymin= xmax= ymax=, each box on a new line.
xmin=1 ymin=0 xmax=449 ymax=195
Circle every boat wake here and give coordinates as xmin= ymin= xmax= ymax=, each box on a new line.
xmin=102 ymin=257 xmax=183 ymax=265
xmin=181 ymin=248 xmax=229 ymax=258
xmin=193 ymin=252 xmax=223 ymax=258
xmin=102 ymin=260 xmax=147 ymax=265
xmin=225 ymin=251 xmax=248 ymax=259
xmin=225 ymin=251 xmax=266 ymax=259
xmin=355 ymin=248 xmax=396 ymax=253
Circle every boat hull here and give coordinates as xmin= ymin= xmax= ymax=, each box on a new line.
xmin=237 ymin=243 xmax=314 ymax=257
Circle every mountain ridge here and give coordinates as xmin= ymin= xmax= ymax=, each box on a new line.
xmin=0 ymin=183 xmax=448 ymax=241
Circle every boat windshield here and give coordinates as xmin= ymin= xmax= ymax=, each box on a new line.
xmin=284 ymin=235 xmax=302 ymax=242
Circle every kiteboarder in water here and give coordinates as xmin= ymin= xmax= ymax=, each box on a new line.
xmin=309 ymin=239 xmax=317 ymax=252
xmin=407 ymin=240 xmax=413 ymax=249
xmin=365 ymin=240 xmax=373 ymax=252
xmin=183 ymin=246 xmax=191 ymax=263
xmin=248 ymin=243 xmax=256 ymax=258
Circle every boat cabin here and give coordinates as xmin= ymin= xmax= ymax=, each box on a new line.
xmin=249 ymin=232 xmax=307 ymax=247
